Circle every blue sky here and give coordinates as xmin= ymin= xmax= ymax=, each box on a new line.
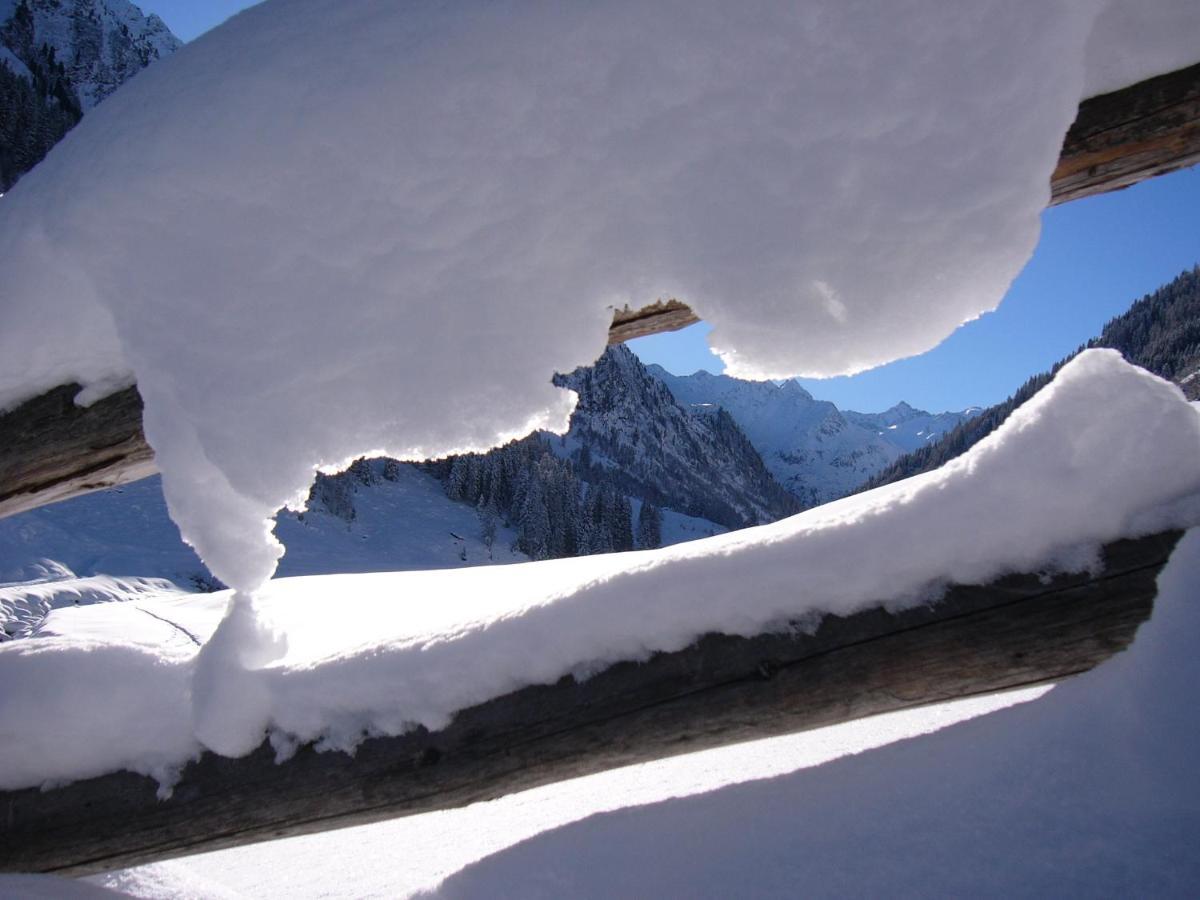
xmin=138 ymin=0 xmax=253 ymax=42
xmin=141 ymin=0 xmax=1200 ymax=415
xmin=633 ymin=166 xmax=1200 ymax=411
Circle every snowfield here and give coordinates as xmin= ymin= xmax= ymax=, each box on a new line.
xmin=1 ymin=350 xmax=1198 ymax=790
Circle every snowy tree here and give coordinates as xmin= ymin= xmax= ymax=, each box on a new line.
xmin=478 ymin=499 xmax=497 ymax=559
xmin=636 ymin=502 xmax=662 ymax=550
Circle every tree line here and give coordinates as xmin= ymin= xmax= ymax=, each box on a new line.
xmin=1 ymin=2 xmax=83 ymax=191
xmin=860 ymin=265 xmax=1200 ymax=491
xmin=427 ymin=435 xmax=663 ymax=561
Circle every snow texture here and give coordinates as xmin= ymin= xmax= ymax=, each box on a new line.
xmin=0 ymin=571 xmax=187 ymax=642
xmin=1083 ymin=1 xmax=1200 ymax=97
xmin=1 ymin=0 xmax=1196 ymax=595
xmin=1 ymin=351 xmax=1197 ymax=788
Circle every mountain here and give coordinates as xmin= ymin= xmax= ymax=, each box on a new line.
xmin=550 ymin=345 xmax=799 ymax=529
xmin=861 ymin=265 xmax=1200 ymax=492
xmin=647 ymin=365 xmax=973 ymax=508
xmin=0 ymin=0 xmax=180 ymax=190
xmin=842 ymin=402 xmax=983 ymax=453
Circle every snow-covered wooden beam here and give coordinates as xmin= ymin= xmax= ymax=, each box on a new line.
xmin=1 ymin=62 xmax=1198 ymax=521
xmin=0 ymin=529 xmax=1180 ymax=876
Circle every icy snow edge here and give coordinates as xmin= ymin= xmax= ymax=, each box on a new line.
xmin=1 ymin=350 xmax=1199 ymax=792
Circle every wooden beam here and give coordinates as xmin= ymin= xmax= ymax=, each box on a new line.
xmin=0 ymin=530 xmax=1180 ymax=876
xmin=608 ymin=298 xmax=701 ymax=344
xmin=2 ymin=61 xmax=1199 ymax=519
xmin=0 ymin=384 xmax=153 ymax=520
xmin=1050 ymin=61 xmax=1200 ymax=206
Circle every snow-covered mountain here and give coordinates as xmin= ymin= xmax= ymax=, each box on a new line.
xmin=552 ymin=346 xmax=799 ymax=529
xmin=647 ymin=366 xmax=975 ymax=508
xmin=0 ymin=0 xmax=179 ymax=109
xmin=843 ymin=402 xmax=983 ymax=453
xmin=0 ymin=0 xmax=179 ymax=190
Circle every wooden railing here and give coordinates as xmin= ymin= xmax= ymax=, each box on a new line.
xmin=0 ymin=530 xmax=1181 ymax=875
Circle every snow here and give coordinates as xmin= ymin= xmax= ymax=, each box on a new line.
xmin=427 ymin=527 xmax=1200 ymax=898
xmin=0 ymin=477 xmax=208 ymax=589
xmin=0 ymin=571 xmax=187 ymax=642
xmin=274 ymin=464 xmax=527 ymax=575
xmin=657 ymin=508 xmax=727 ymax=545
xmin=97 ymin=685 xmax=1052 ymax=898
xmin=0 ymin=465 xmax=525 ymax=588
xmin=1 ymin=350 xmax=1197 ymax=791
xmin=0 ymin=44 xmax=29 ymax=80
xmin=1084 ymin=1 xmax=1200 ymax=97
xmin=1 ymin=0 xmax=1196 ymax=597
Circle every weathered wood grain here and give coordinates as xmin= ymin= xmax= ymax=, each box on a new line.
xmin=608 ymin=298 xmax=701 ymax=344
xmin=0 ymin=384 xmax=153 ymax=520
xmin=1051 ymin=61 xmax=1200 ymax=205
xmin=3 ymin=63 xmax=1197 ymax=518
xmin=0 ymin=530 xmax=1180 ymax=876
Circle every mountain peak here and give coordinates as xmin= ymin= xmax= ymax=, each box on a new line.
xmin=780 ymin=380 xmax=814 ymax=400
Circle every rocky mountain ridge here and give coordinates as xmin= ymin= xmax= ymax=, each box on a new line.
xmin=0 ymin=0 xmax=180 ymax=190
xmin=646 ymin=364 xmax=975 ymax=507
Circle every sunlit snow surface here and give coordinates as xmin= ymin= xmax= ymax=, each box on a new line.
xmin=1 ymin=351 xmax=1198 ymax=792
xmin=1 ymin=0 xmax=1198 ymax=592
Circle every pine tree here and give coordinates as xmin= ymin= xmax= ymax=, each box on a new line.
xmin=478 ymin=499 xmax=497 ymax=559
xmin=636 ymin=502 xmax=663 ymax=550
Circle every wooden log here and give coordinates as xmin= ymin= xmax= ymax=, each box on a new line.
xmin=0 ymin=384 xmax=153 ymax=520
xmin=2 ymin=61 xmax=1198 ymax=519
xmin=0 ymin=530 xmax=1180 ymax=876
xmin=608 ymin=298 xmax=701 ymax=344
xmin=1050 ymin=61 xmax=1200 ymax=206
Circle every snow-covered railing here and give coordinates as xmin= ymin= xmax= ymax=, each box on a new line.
xmin=0 ymin=529 xmax=1180 ymax=876
xmin=1 ymin=60 xmax=1198 ymax=524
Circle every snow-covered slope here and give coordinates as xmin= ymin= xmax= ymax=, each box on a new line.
xmin=553 ymin=346 xmax=797 ymax=528
xmin=0 ymin=476 xmax=209 ymax=588
xmin=0 ymin=0 xmax=180 ymax=109
xmin=647 ymin=366 xmax=973 ymax=507
xmin=0 ymin=465 xmax=529 ymax=639
xmin=275 ymin=460 xmax=526 ymax=576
